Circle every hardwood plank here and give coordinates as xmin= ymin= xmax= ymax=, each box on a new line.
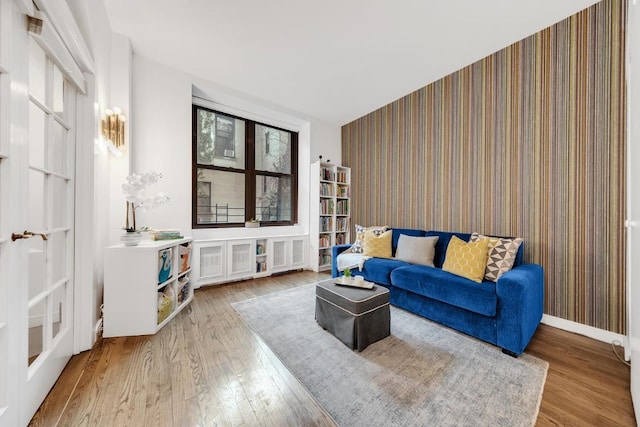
xmin=29 ymin=271 xmax=635 ymax=426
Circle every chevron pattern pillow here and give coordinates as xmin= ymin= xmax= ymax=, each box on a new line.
xmin=470 ymin=232 xmax=523 ymax=282
xmin=350 ymin=224 xmax=389 ymax=254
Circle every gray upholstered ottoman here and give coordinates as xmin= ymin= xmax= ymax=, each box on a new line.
xmin=315 ymin=279 xmax=390 ymax=351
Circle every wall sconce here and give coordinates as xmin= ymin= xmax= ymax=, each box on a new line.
xmin=102 ymin=107 xmax=126 ymax=149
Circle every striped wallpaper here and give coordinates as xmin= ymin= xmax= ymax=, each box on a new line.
xmin=342 ymin=0 xmax=627 ymax=333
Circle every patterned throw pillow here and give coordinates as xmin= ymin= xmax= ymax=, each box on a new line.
xmin=442 ymin=236 xmax=489 ymax=283
xmin=350 ymin=224 xmax=389 ymax=254
xmin=362 ymin=229 xmax=393 ymax=258
xmin=470 ymin=232 xmax=524 ymax=282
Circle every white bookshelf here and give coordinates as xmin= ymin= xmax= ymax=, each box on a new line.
xmin=103 ymin=237 xmax=193 ymax=337
xmin=310 ymin=161 xmax=351 ymax=272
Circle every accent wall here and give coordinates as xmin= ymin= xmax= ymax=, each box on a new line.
xmin=342 ymin=0 xmax=626 ymax=333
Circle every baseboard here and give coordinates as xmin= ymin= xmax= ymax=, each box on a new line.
xmin=541 ymin=314 xmax=627 ymax=351
xmin=94 ymin=318 xmax=103 ymax=343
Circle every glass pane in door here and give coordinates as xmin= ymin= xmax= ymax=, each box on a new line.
xmin=51 ymin=122 xmax=68 ymax=176
xmin=28 ymin=103 xmax=45 ymax=170
xmin=27 ymin=238 xmax=46 ymax=301
xmin=52 ymin=176 xmax=67 ymax=229
xmin=51 ymin=284 xmax=65 ymax=341
xmin=28 ymin=170 xmax=45 ymax=231
xmin=28 ymin=300 xmax=46 ymax=367
xmin=50 ymin=232 xmax=67 ymax=285
xmin=52 ymin=65 xmax=64 ymax=117
xmin=28 ymin=38 xmax=45 ymax=103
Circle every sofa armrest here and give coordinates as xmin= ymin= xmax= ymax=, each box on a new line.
xmin=331 ymin=244 xmax=353 ymax=277
xmin=495 ymin=264 xmax=544 ymax=355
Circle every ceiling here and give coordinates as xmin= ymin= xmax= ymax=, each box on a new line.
xmin=104 ymin=0 xmax=600 ymax=126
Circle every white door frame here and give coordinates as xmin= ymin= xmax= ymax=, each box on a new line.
xmin=627 ymin=0 xmax=640 ymax=424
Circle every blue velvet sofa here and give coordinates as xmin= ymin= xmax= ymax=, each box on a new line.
xmin=331 ymin=228 xmax=544 ymax=356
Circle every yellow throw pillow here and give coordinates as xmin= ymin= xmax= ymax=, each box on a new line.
xmin=442 ymin=235 xmax=489 ymax=283
xmin=362 ymin=229 xmax=392 ymax=258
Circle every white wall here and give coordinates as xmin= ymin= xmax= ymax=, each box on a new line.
xmin=130 ymin=55 xmax=342 ymax=242
xmin=106 ymin=33 xmax=132 ymax=246
xmin=66 ymin=0 xmax=128 ymax=347
xmin=130 ymin=56 xmax=193 ymax=234
xmin=310 ymin=121 xmax=341 ymax=167
xmin=627 ymin=0 xmax=640 ymax=422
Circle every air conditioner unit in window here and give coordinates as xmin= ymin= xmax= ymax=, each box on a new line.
xmin=224 ymin=149 xmax=235 ymax=158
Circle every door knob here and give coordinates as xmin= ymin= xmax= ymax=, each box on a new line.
xmin=11 ymin=230 xmax=48 ymax=241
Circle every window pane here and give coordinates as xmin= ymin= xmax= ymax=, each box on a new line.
xmin=256 ymin=175 xmax=291 ymax=222
xmin=197 ymin=168 xmax=245 ymax=224
xmin=255 ymin=124 xmax=291 ymax=174
xmin=196 ymin=109 xmax=245 ymax=169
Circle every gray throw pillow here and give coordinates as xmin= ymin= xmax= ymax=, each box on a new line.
xmin=395 ymin=235 xmax=439 ymax=266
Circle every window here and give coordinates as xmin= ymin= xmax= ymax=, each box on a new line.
xmin=192 ymin=105 xmax=298 ymax=227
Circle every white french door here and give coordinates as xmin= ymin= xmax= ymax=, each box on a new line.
xmin=0 ymin=0 xmax=76 ymax=425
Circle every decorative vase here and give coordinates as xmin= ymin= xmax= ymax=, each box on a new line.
xmin=121 ymin=231 xmax=142 ymax=246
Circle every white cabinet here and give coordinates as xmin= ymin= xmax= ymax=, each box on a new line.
xmin=270 ymin=238 xmax=288 ymax=273
xmin=290 ymin=236 xmax=307 ymax=268
xmin=192 ymin=241 xmax=226 ymax=284
xmin=310 ymin=161 xmax=351 ymax=271
xmin=227 ymin=239 xmax=256 ymax=280
xmin=193 ymin=235 xmax=309 ymax=287
xmin=103 ymin=238 xmax=193 ymax=337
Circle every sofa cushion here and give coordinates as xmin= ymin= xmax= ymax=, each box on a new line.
xmin=390 ymin=265 xmax=497 ymax=317
xmin=357 ymin=258 xmax=411 ymax=287
xmin=442 ymin=236 xmax=489 ymax=283
xmin=363 ymin=229 xmax=392 ymax=258
xmin=395 ymin=235 xmax=438 ymax=267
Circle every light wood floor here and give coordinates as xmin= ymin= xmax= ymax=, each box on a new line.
xmin=29 ymin=271 xmax=636 ymax=426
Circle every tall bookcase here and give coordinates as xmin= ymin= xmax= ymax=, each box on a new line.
xmin=310 ymin=161 xmax=351 ymax=271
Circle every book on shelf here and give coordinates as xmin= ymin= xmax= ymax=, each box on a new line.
xmin=319 ymin=235 xmax=331 ymax=248
xmin=256 ymin=261 xmax=268 ymax=273
xmin=336 ymin=200 xmax=349 ymax=215
xmin=321 ymin=167 xmax=335 ymax=182
xmin=320 ymin=217 xmax=334 ymax=232
xmin=337 ymin=185 xmax=350 ymax=198
xmin=320 ymin=182 xmax=334 ymax=196
xmin=336 ymin=217 xmax=349 ymax=231
xmin=151 ymin=228 xmax=183 ymax=240
xmin=319 ymin=251 xmax=332 ymax=266
xmin=320 ymin=199 xmax=334 ymax=215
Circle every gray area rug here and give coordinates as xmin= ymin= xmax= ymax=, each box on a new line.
xmin=232 ymin=284 xmax=548 ymax=427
